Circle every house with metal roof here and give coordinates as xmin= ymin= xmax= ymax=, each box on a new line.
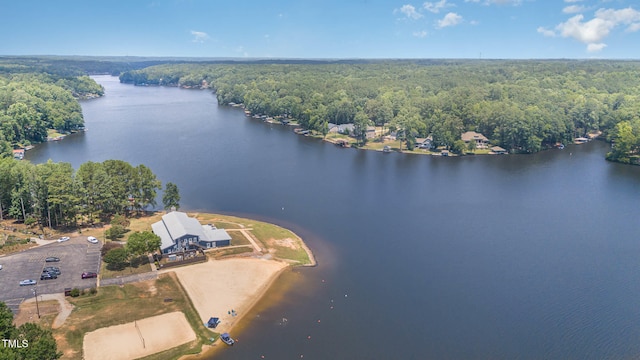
xmin=151 ymin=211 xmax=231 ymax=254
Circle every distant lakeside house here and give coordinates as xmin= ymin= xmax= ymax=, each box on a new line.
xmin=152 ymin=211 xmax=231 ymax=254
xmin=461 ymin=131 xmax=489 ymax=149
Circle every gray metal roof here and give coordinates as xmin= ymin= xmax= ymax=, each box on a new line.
xmin=152 ymin=211 xmax=231 ymax=250
xmin=162 ymin=211 xmax=207 ymax=239
xmin=203 ymin=225 xmax=232 ymax=242
xmin=151 ymin=220 xmax=174 ymax=251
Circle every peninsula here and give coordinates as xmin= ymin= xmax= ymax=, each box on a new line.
xmin=9 ymin=211 xmax=315 ymax=360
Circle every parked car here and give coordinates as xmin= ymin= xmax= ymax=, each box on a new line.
xmin=57 ymin=236 xmax=70 ymax=243
xmin=45 ymin=257 xmax=60 ymax=262
xmin=0 ymin=264 xmax=3 ymax=270
xmin=19 ymin=279 xmax=36 ymax=286
xmin=43 ymin=267 xmax=61 ymax=275
xmin=40 ymin=272 xmax=57 ymax=280
xmin=87 ymin=236 xmax=99 ymax=244
xmin=81 ymin=271 xmax=97 ymax=279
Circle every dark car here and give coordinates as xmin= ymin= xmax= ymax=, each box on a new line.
xmin=81 ymin=272 xmax=97 ymax=279
xmin=40 ymin=272 xmax=57 ymax=280
xmin=45 ymin=257 xmax=60 ymax=262
xmin=43 ymin=266 xmax=61 ymax=275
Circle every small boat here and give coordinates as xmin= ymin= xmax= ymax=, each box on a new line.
xmin=220 ymin=333 xmax=235 ymax=346
xmin=382 ymin=145 xmax=391 ymax=153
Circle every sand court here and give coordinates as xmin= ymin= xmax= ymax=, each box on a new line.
xmin=83 ymin=311 xmax=196 ymax=360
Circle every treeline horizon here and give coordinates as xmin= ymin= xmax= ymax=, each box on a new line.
xmin=119 ymin=60 xmax=640 ymax=160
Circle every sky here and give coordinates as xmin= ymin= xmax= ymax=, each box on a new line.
xmin=1 ymin=0 xmax=639 ymax=59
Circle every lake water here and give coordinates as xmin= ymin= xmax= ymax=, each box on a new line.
xmin=27 ymin=75 xmax=640 ymax=359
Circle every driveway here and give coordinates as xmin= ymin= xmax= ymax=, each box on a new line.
xmin=0 ymin=236 xmax=102 ymax=313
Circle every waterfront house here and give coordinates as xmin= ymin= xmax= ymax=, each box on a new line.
xmin=152 ymin=211 xmax=231 ymax=254
xmin=415 ymin=136 xmax=434 ymax=149
xmin=328 ymin=123 xmax=355 ymax=135
xmin=365 ymin=126 xmax=376 ymax=139
xmin=461 ymin=131 xmax=489 ymax=149
xmin=12 ymin=149 xmax=25 ymax=160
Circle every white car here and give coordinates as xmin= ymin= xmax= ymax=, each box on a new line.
xmin=87 ymin=236 xmax=99 ymax=244
xmin=57 ymin=236 xmax=70 ymax=242
xmin=0 ymin=264 xmax=3 ymax=270
xmin=19 ymin=279 xmax=36 ymax=286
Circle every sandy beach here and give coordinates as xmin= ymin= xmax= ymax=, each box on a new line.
xmin=169 ymin=258 xmax=288 ymax=333
xmin=83 ymin=311 xmax=196 ymax=360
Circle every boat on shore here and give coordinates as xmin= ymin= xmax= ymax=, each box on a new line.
xmin=220 ymin=333 xmax=234 ymax=346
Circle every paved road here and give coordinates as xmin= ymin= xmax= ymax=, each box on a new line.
xmin=0 ymin=236 xmax=102 ymax=313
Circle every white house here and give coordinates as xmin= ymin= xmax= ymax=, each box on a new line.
xmin=151 ymin=211 xmax=231 ymax=254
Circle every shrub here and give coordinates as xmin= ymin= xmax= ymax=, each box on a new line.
xmin=101 ymin=241 xmax=123 ymax=257
xmin=70 ymin=288 xmax=80 ymax=297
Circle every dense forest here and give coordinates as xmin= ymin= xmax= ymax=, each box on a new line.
xmin=0 ymin=157 xmax=162 ymax=229
xmin=121 ymin=60 xmax=640 ymax=162
xmin=0 ymin=71 xmax=103 ymax=155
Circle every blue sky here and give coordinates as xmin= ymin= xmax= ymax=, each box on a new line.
xmin=1 ymin=0 xmax=639 ymax=59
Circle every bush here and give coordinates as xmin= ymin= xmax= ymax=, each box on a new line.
xmin=70 ymin=288 xmax=80 ymax=297
xmin=105 ymin=225 xmax=127 ymax=240
xmin=89 ymin=287 xmax=97 ymax=295
xmin=101 ymin=241 xmax=123 ymax=257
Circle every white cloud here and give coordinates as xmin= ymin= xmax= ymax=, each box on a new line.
xmin=396 ymin=4 xmax=423 ymax=19
xmin=437 ymin=12 xmax=463 ymax=28
xmin=423 ymin=0 xmax=453 ymax=13
xmin=413 ymin=30 xmax=428 ymax=37
xmin=190 ymin=30 xmax=209 ymax=43
xmin=537 ymin=26 xmax=556 ymax=37
xmin=556 ymin=15 xmax=611 ymax=43
xmin=552 ymin=7 xmax=640 ymax=52
xmin=587 ymin=43 xmax=607 ymax=52
xmin=470 ymin=20 xmax=480 ymax=25
xmin=626 ymin=22 xmax=640 ymax=32
xmin=564 ymin=0 xmax=584 ymax=3
xmin=563 ymin=5 xmax=586 ymax=14
xmin=595 ymin=7 xmax=640 ymax=24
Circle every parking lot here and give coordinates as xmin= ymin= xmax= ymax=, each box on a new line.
xmin=0 ymin=236 xmax=102 ymax=313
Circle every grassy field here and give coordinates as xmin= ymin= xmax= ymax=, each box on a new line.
xmin=54 ymin=273 xmax=212 ymax=360
xmin=99 ymin=255 xmax=153 ymax=279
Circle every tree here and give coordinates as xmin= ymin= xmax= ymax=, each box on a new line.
xmin=103 ymin=247 xmax=128 ymax=270
xmin=162 ymin=182 xmax=180 ymax=210
xmin=0 ymin=302 xmax=61 ymax=360
xmin=105 ymin=225 xmax=127 ymax=241
xmin=353 ymin=111 xmax=371 ymax=146
xmin=14 ymin=322 xmax=62 ymax=360
xmin=126 ymin=231 xmax=161 ymax=256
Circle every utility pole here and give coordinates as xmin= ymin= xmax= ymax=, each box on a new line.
xmin=32 ymin=288 xmax=40 ymax=318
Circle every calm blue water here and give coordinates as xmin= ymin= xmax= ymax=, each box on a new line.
xmin=27 ymin=76 xmax=640 ymax=359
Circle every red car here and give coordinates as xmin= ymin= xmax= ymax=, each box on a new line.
xmin=81 ymin=272 xmax=97 ymax=279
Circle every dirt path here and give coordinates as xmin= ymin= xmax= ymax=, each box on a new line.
xmin=19 ymin=293 xmax=74 ymax=328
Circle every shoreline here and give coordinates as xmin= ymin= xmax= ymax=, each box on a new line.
xmin=177 ymin=261 xmax=292 ymax=360
xmin=45 ymin=211 xmax=317 ymax=360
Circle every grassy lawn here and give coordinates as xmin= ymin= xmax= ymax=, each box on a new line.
xmin=47 ymin=129 xmax=66 ymax=139
xmin=208 ymin=246 xmax=254 ymax=259
xmin=54 ymin=273 xmax=212 ymax=360
xmin=99 ymin=255 xmax=152 ymax=280
xmin=227 ymin=230 xmax=251 ymax=246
